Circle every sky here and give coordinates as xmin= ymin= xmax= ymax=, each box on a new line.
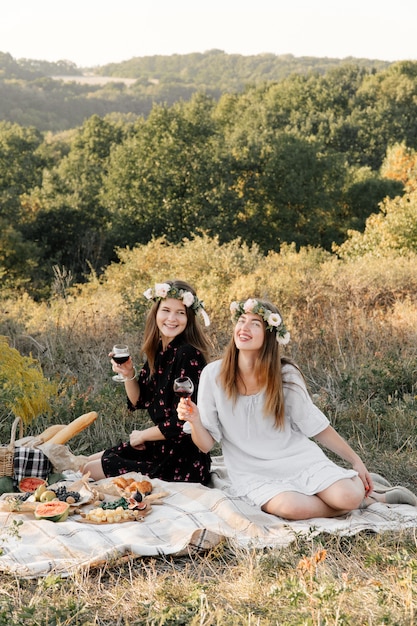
xmin=1 ymin=0 xmax=417 ymax=68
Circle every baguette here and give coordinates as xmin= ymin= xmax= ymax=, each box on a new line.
xmin=38 ymin=424 xmax=67 ymax=443
xmin=47 ymin=411 xmax=98 ymax=445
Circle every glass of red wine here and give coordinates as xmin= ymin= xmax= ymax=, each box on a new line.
xmin=173 ymin=376 xmax=194 ymax=412
xmin=111 ymin=344 xmax=130 ymax=382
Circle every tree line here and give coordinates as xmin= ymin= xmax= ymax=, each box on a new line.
xmin=0 ymin=50 xmax=389 ymax=132
xmin=3 ymin=59 xmax=417 ymax=297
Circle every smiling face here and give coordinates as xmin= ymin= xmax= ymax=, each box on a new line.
xmin=234 ymin=312 xmax=265 ymax=352
xmin=156 ymin=297 xmax=188 ymax=347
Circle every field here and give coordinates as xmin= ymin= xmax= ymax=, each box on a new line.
xmin=52 ymin=75 xmax=137 ymax=86
xmin=1 ymin=237 xmax=417 ymax=624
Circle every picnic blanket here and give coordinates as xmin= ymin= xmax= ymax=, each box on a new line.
xmin=1 ymin=456 xmax=417 ymax=578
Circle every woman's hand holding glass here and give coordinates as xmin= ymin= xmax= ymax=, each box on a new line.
xmin=174 ymin=376 xmax=195 ymax=421
xmin=177 ymin=396 xmax=198 ymax=424
xmin=109 ymin=344 xmax=134 ymax=382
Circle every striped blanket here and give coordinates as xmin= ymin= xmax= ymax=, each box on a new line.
xmin=1 ymin=457 xmax=417 ymax=578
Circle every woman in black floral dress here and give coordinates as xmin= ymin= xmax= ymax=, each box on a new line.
xmin=82 ymin=280 xmax=212 ymax=484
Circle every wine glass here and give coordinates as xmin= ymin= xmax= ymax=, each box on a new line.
xmin=111 ymin=344 xmax=130 ymax=382
xmin=173 ymin=376 xmax=194 ymax=399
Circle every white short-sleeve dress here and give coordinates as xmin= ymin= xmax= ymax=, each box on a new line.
xmin=197 ymin=360 xmax=357 ymax=507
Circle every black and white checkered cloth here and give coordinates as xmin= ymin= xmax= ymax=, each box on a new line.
xmin=13 ymin=447 xmax=52 ymax=487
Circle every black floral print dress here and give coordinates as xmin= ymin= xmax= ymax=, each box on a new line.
xmin=101 ymin=335 xmax=211 ymax=484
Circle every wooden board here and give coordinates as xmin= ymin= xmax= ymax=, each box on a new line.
xmin=75 ymin=514 xmax=148 ymax=525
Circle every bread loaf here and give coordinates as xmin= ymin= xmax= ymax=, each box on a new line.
xmin=47 ymin=412 xmax=98 ymax=445
xmin=38 ymin=424 xmax=67 ymax=443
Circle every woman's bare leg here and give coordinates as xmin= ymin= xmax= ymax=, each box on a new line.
xmin=82 ymin=454 xmax=106 ymax=480
xmin=262 ymin=477 xmax=365 ymax=520
xmin=262 ymin=492 xmax=349 ymax=520
xmin=84 ymin=451 xmax=104 ymax=462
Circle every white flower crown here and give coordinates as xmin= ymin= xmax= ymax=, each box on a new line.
xmin=144 ymin=283 xmax=210 ymax=326
xmin=230 ymin=298 xmax=290 ymax=345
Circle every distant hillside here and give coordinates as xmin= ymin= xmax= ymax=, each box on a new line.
xmin=0 ymin=52 xmax=82 ymax=79
xmin=96 ymin=49 xmax=390 ymax=91
xmin=0 ymin=50 xmax=392 ymax=132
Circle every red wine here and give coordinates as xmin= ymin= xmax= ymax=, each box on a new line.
xmin=175 ymin=389 xmax=193 ymax=398
xmin=113 ymin=354 xmax=129 ymax=364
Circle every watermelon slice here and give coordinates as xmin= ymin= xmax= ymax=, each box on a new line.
xmin=18 ymin=477 xmax=47 ymax=493
xmin=34 ymin=500 xmax=70 ymax=522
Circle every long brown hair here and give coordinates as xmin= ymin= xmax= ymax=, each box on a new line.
xmin=219 ymin=298 xmax=295 ymax=428
xmin=142 ymin=279 xmax=211 ymax=374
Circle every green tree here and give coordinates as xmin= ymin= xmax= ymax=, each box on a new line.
xmin=0 ymin=121 xmax=44 ymax=223
xmin=229 ymin=132 xmax=349 ymax=250
xmin=342 ymin=165 xmax=403 ymax=233
xmin=0 ymin=122 xmax=45 ymax=291
xmin=349 ymin=62 xmax=417 ymax=169
xmin=0 ymin=218 xmax=39 ymax=290
xmin=335 ymin=189 xmax=417 ymax=258
xmin=101 ymin=94 xmax=242 ymax=247
xmin=21 ymin=115 xmax=127 ymax=287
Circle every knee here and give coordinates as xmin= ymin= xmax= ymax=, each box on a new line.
xmin=262 ymin=493 xmax=302 ymax=520
xmin=82 ymin=458 xmax=105 ymax=481
xmin=341 ymin=492 xmax=364 ymax=511
xmin=81 ymin=460 xmax=92 ymax=474
xmin=329 ymin=480 xmax=365 ymax=511
xmin=81 ymin=460 xmax=95 ymax=477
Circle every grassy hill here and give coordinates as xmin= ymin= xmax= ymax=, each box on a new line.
xmin=1 ymin=236 xmax=417 ymax=622
xmin=0 ymin=50 xmax=391 ymax=131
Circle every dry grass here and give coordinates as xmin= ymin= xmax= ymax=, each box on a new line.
xmin=1 ymin=237 xmax=417 ymax=624
xmin=1 ymin=533 xmax=417 ymax=624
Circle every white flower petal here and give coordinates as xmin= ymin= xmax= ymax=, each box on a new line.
xmin=155 ymin=282 xmax=171 ymax=298
xmin=182 ymin=291 xmax=195 ymax=307
xmin=278 ymin=331 xmax=291 ymax=345
xmin=268 ymin=313 xmax=282 ymax=327
xmin=243 ymin=298 xmax=257 ymax=312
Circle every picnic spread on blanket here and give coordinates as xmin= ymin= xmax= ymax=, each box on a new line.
xmin=0 ymin=413 xmax=416 ymax=578
xmin=1 ymin=456 xmax=417 ymax=579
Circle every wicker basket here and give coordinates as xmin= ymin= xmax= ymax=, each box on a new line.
xmin=0 ymin=416 xmax=23 ymax=477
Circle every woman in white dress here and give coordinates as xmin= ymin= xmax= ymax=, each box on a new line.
xmin=177 ymin=297 xmax=416 ymax=520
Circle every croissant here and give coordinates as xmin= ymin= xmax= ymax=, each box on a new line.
xmin=125 ymin=480 xmax=153 ymax=495
xmin=113 ymin=476 xmax=130 ymax=489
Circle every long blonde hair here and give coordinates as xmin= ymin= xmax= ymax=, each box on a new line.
xmin=142 ymin=279 xmax=211 ymax=374
xmin=219 ymin=298 xmax=295 ymax=428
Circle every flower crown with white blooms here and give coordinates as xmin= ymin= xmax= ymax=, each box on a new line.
xmin=230 ymin=298 xmax=290 ymax=345
xmin=144 ymin=283 xmax=210 ymax=326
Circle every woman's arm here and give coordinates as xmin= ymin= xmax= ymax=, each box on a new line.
xmin=130 ymin=425 xmax=165 ymax=449
xmin=110 ymin=354 xmax=140 ymax=406
xmin=124 ymin=372 xmax=140 ymax=407
xmin=177 ymin=399 xmax=216 ymax=453
xmin=314 ymin=425 xmax=372 ymax=491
